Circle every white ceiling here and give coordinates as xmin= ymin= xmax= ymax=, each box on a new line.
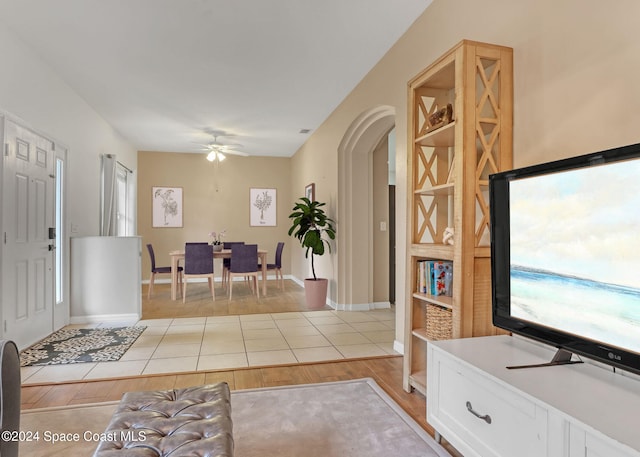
xmin=0 ymin=0 xmax=430 ymax=157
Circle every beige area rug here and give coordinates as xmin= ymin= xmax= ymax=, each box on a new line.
xmin=20 ymin=378 xmax=450 ymax=457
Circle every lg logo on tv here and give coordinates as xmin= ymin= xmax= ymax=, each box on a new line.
xmin=608 ymin=352 xmax=622 ymax=361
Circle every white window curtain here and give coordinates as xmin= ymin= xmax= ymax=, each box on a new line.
xmin=116 ymin=163 xmax=136 ymax=236
xmin=100 ymin=154 xmax=117 ymax=236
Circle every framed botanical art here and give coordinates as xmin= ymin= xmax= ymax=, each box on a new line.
xmin=152 ymin=187 xmax=183 ymax=227
xmin=250 ymin=188 xmax=277 ymax=226
xmin=305 ymin=182 xmax=315 ymax=201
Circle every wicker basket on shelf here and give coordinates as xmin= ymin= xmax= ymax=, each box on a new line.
xmin=425 ymin=303 xmax=453 ymax=341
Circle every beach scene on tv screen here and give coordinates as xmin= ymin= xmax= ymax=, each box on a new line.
xmin=509 ymin=159 xmax=640 ymax=354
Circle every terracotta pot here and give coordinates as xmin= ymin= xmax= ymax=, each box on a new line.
xmin=304 ymin=278 xmax=328 ymax=309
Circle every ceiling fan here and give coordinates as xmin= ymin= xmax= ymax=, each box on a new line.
xmin=198 ymin=134 xmax=249 ymax=162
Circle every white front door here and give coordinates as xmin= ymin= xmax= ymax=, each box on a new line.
xmin=2 ymin=119 xmax=55 ymax=349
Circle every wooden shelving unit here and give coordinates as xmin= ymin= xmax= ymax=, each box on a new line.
xmin=403 ymin=40 xmax=514 ymax=394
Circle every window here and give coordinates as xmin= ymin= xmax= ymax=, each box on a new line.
xmin=115 ymin=162 xmax=135 ymax=236
xmin=55 ymin=157 xmax=64 ymax=304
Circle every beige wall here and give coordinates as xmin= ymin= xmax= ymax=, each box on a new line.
xmin=289 ymin=130 xmax=340 ymax=292
xmin=138 ymin=151 xmax=291 ymax=277
xmin=290 ymin=0 xmax=640 ymax=345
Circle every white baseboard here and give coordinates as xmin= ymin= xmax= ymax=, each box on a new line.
xmin=332 ymin=301 xmax=392 ymax=312
xmin=69 ymin=313 xmax=141 ymax=325
xmin=289 ymin=276 xmax=305 ymax=288
xmin=290 ymin=277 xmax=393 ymax=312
xmin=393 ymin=339 xmax=404 ymax=355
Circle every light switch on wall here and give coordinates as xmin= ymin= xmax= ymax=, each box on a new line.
xmin=380 ymin=221 xmax=387 ymax=232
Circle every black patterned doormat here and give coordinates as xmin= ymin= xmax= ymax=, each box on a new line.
xmin=19 ymin=326 xmax=147 ymax=367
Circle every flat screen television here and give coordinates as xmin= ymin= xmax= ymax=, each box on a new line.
xmin=490 ymin=142 xmax=640 ymax=374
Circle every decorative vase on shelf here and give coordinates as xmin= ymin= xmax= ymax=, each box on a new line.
xmin=212 ymin=244 xmax=223 ymax=252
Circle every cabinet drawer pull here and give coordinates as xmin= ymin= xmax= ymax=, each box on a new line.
xmin=466 ymin=401 xmax=492 ymax=424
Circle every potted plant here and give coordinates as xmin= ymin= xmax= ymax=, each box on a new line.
xmin=208 ymin=229 xmax=226 ymax=251
xmin=288 ymin=197 xmax=336 ymax=308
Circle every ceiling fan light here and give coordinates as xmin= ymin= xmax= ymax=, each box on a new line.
xmin=217 ymin=152 xmax=226 ymax=161
xmin=206 ymin=151 xmax=216 ymax=162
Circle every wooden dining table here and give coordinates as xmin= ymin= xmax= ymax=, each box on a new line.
xmin=169 ymin=248 xmax=268 ymax=300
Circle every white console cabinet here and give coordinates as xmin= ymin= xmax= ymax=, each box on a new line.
xmin=427 ymin=335 xmax=640 ymax=457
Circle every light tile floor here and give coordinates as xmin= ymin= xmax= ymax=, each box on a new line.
xmin=21 ymin=309 xmax=398 ymax=384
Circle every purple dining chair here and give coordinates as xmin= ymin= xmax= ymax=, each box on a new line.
xmin=228 ymin=244 xmax=260 ymax=300
xmin=222 ymin=241 xmax=244 ymax=289
xmin=147 ymin=243 xmax=183 ymax=299
xmin=258 ymin=242 xmax=285 ymax=290
xmin=182 ymin=242 xmax=215 ymax=303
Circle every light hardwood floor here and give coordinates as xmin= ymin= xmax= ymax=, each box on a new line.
xmin=20 ymin=357 xmax=460 ymax=455
xmin=20 ymin=279 xmax=461 ymax=455
xmin=142 ymin=278 xmax=328 ymax=319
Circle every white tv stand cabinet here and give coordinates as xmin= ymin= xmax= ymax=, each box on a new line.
xmin=427 ymin=335 xmax=640 ymax=457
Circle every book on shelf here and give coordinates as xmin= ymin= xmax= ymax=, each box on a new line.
xmin=417 ymin=260 xmax=453 ymax=296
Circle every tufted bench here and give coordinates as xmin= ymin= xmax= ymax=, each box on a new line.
xmin=92 ymin=382 xmax=234 ymax=457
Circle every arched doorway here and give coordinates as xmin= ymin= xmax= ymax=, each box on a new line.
xmin=337 ymin=105 xmax=395 ymax=310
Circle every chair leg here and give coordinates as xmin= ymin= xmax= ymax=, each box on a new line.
xmin=183 ymin=279 xmax=188 ymax=303
xmin=208 ymin=276 xmax=215 ymax=302
xmin=255 ymin=274 xmax=260 ymax=299
xmin=148 ymin=273 xmax=155 ymax=299
xmin=179 ymin=272 xmax=183 ymax=297
xmin=229 ymin=276 xmax=233 ymax=300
